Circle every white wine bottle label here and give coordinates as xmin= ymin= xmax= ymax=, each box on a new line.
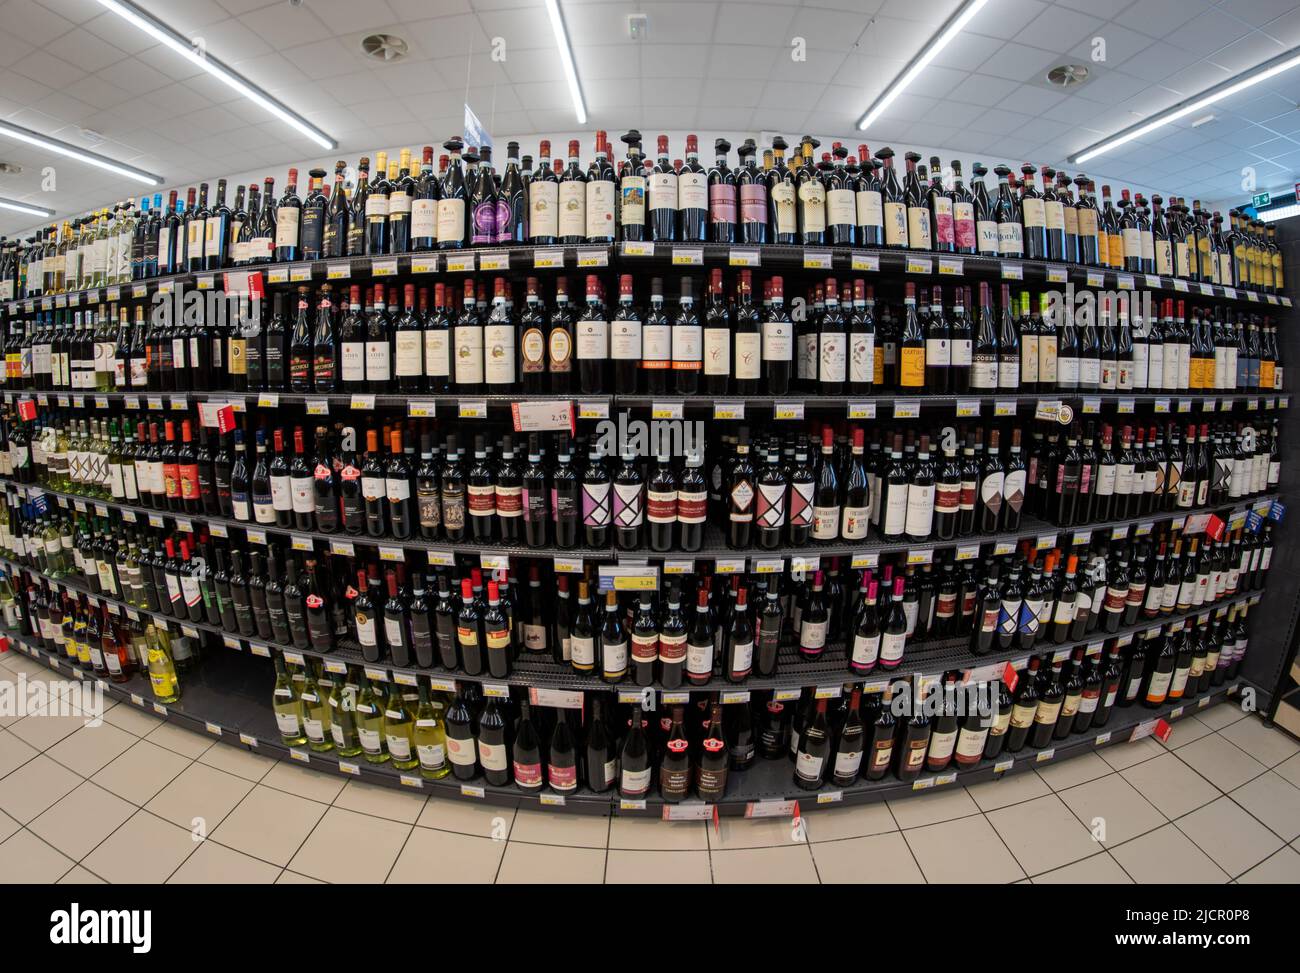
xmin=478 ymin=740 xmax=508 ymax=771
xmin=529 ymin=182 xmax=559 ymax=236
xmin=704 ymin=328 xmax=731 ymax=375
xmin=795 ymin=750 xmax=824 ymax=782
xmin=446 ymin=735 xmax=476 ymax=766
xmin=611 ymin=319 xmax=642 ymax=360
xmin=955 ymin=727 xmax=986 ymax=758
xmin=880 ymin=629 xmax=906 ymax=663
xmin=735 ymin=332 xmax=761 ymax=379
xmin=762 ymin=320 xmax=792 ymax=360
xmin=851 ymin=632 xmax=880 ymax=667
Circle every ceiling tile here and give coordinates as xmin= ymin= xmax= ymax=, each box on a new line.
xmin=1219 ymin=0 xmax=1296 ymax=29
xmin=1055 ymin=0 xmax=1134 ymax=16
xmin=1165 ymin=9 xmax=1255 ymax=57
xmin=1112 ymin=41 xmax=1196 ymax=84
xmin=716 ymin=3 xmax=793 ymax=46
xmin=929 ymin=31 xmax=1003 ymax=72
xmin=858 ymin=16 xmax=932 ymax=57
xmin=1116 ymin=0 xmax=1210 ymax=37
xmin=967 ymin=0 xmax=1050 ymax=41
xmin=475 ymin=5 xmax=556 ymax=50
xmin=97 ymin=56 xmax=174 ymax=96
xmin=564 ymin=1 xmax=639 ymax=48
xmin=81 ymin=10 xmax=159 ymax=54
xmin=966 ymin=106 xmax=1036 ymax=136
xmin=501 ymin=46 xmax=569 ymax=83
xmin=755 ymin=80 xmax=827 ymax=112
xmin=978 ymin=42 xmax=1060 ymax=83
xmin=34 ymin=0 xmax=104 ymax=25
xmin=5 ymin=0 xmax=75 ymax=46
xmin=136 ymin=0 xmax=232 ymax=32
xmin=1207 ymin=30 xmax=1287 ymax=75
xmin=637 ymin=4 xmax=719 ymax=47
xmin=949 ymin=72 xmax=1020 ymax=107
xmin=640 ymin=75 xmax=708 ymax=107
xmin=769 ymin=48 xmax=847 ymax=84
xmin=42 ymin=25 xmax=127 ymax=73
xmin=1064 ymin=24 xmax=1153 ymax=71
xmin=1015 ymin=6 xmax=1103 ymax=52
xmin=11 ymin=48 xmax=85 ymax=87
xmin=403 ymin=14 xmax=490 ymax=60
xmin=575 ymin=44 xmax=642 ymax=81
xmin=61 ymin=74 xmax=133 ymax=111
xmin=239 ymin=1 xmax=333 ymax=47
xmin=301 ymin=0 xmax=398 ymax=36
xmin=706 ymin=45 xmax=779 ymax=81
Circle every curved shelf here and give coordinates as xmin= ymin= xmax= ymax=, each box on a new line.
xmin=4 ymin=624 xmax=1254 ymax=817
xmin=0 ymin=544 xmax=1264 ymax=700
xmin=8 ymin=476 xmax=1278 ymax=576
xmin=5 ymin=244 xmax=1293 ymax=320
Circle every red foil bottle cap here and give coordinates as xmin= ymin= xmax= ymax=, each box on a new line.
xmin=685 ymin=134 xmax=698 ymax=153
xmin=539 ymin=139 xmax=551 ymax=155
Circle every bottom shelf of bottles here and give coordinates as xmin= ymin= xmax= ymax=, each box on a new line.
xmin=2 ymin=622 xmax=1254 ymax=819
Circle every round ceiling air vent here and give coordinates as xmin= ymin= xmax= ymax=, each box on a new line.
xmin=360 ymin=33 xmax=409 ymax=63
xmin=1045 ymin=64 xmax=1090 ymax=88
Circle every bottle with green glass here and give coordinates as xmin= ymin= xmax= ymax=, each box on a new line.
xmin=413 ymin=681 xmax=450 ymax=779
xmin=300 ymin=663 xmax=333 ymax=752
xmin=328 ymin=671 xmax=363 ymax=756
xmin=383 ymin=682 xmax=418 ymax=770
xmin=272 ymin=654 xmax=307 ymax=746
xmin=355 ymin=673 xmax=389 ymax=763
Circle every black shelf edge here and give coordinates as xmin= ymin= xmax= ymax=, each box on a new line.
xmin=5 ymin=388 xmax=1290 ymax=417
xmin=0 ymin=543 xmax=1265 ymax=699
xmin=5 ymin=474 xmax=1279 ymax=575
xmin=3 ymin=623 xmax=1255 ymax=818
xmin=6 ymin=245 xmax=1292 ymax=317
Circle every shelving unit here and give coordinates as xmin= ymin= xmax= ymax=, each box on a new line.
xmin=3 ymin=234 xmax=1292 ymax=819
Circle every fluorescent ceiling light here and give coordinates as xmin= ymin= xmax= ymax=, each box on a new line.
xmin=545 ymin=0 xmax=587 ymax=125
xmin=0 ymin=121 xmax=163 ymax=185
xmin=857 ymin=0 xmax=990 ymax=131
xmin=0 ymin=196 xmax=55 ymax=218
xmin=1072 ymin=46 xmax=1300 ymax=165
xmin=94 ymin=0 xmax=336 ymax=151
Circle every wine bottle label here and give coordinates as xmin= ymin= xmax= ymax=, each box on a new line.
xmin=602 ymin=639 xmax=627 ymax=675
xmin=851 ymin=632 xmax=880 ymax=668
xmin=1021 ymin=197 xmax=1045 ymax=228
xmin=850 ymin=332 xmax=875 ymax=382
xmin=955 ymin=726 xmax=986 ymax=758
xmin=671 ymin=324 xmax=702 ymax=367
xmin=827 ymin=188 xmax=855 ymax=227
xmin=582 ymin=481 xmax=611 ymax=526
xmin=275 ymin=206 xmax=301 ymax=248
xmin=679 ymin=171 xmax=707 ymax=211
xmin=977 ymin=219 xmax=999 ymax=254
xmin=756 ymin=481 xmax=786 ymax=529
xmin=794 ymin=750 xmax=824 ymax=782
xmin=998 ymin=221 xmax=1023 ymax=255
xmin=925 ymin=336 xmax=949 ymax=368
xmin=649 ymin=171 xmax=678 ymax=212
xmin=617 ymin=174 xmax=647 ymax=225
xmin=572 ymin=319 xmax=607 ymax=361
xmin=527 ymin=181 xmax=560 ymax=238
xmin=571 ymin=634 xmax=595 ymax=666
xmin=609 ymin=319 xmax=642 ymax=360
xmin=613 ymin=481 xmax=644 ymax=527
xmin=483 ymin=324 xmax=516 ymax=384
xmin=1045 ymin=200 xmax=1065 ymax=232
xmin=954 ymin=201 xmax=976 ymax=249
xmin=883 ymin=484 xmax=908 ymax=535
xmin=787 ymin=480 xmax=813 ymax=527
xmin=841 ymin=504 xmax=869 ymax=540
xmin=727 ymin=331 xmax=760 ymax=379
xmin=856 ymin=190 xmax=883 ymax=228
xmin=411 ymin=199 xmax=437 ymax=239
xmin=584 ymin=180 xmax=615 ymax=238
xmin=445 ymin=734 xmax=476 ymax=767
xmin=884 ymin=201 xmax=907 ymax=246
xmin=704 ymin=327 xmax=731 ymax=375
xmin=819 ymin=332 xmax=847 ymax=382
xmin=880 ymin=629 xmax=906 ymax=663
xmin=1033 ymin=699 xmax=1062 ymax=726
xmin=905 ymin=483 xmax=934 ymax=536
xmin=453 ymin=325 xmax=484 ymax=384
xmin=709 ymin=183 xmax=737 ymax=224
xmin=639 ymin=323 xmax=670 ymax=368
xmin=478 ymin=739 xmax=508 ymax=772
xmin=900 ymin=346 xmax=925 ymax=386
xmin=558 ymin=181 xmax=586 ymax=238
xmin=494 ymin=484 xmax=522 ymax=518
xmin=436 ymin=198 xmax=465 ymax=244
xmin=394 ymin=332 xmax=422 ymax=376
xmin=758 ymin=320 xmax=793 ymax=362
xmin=620 ymin=765 xmax=652 ymax=796
xmin=631 ymin=632 xmax=659 ymax=665
xmin=931 ymin=195 xmax=953 ymax=244
xmin=729 ymin=639 xmax=754 ymax=677
xmin=929 ymin=728 xmax=957 ymax=761
xmin=906 ymin=206 xmax=930 ymax=249
xmin=677 ymin=489 xmax=707 ymax=524
xmin=1145 ymin=669 xmax=1172 ymax=703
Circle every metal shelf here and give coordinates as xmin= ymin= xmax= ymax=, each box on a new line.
xmin=8 ymin=474 xmax=1278 ymax=577
xmin=5 ymin=622 xmax=1252 ymax=818
xmin=0 ymin=545 xmax=1263 ymax=699
xmin=5 ymin=244 xmax=1292 ymax=321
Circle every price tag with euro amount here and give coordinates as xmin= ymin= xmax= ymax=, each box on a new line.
xmin=729 ymin=248 xmax=759 ymax=267
xmin=407 ymin=400 xmax=435 ymax=417
xmin=956 ymin=398 xmax=980 ymax=417
xmin=994 ymin=400 xmax=1017 ymax=417
xmin=938 ymin=257 xmax=963 ymax=276
xmin=621 ymin=241 xmax=653 ymax=257
xmin=893 ymin=401 xmax=919 ymax=419
xmin=754 ymin=558 xmax=784 ymax=575
xmin=553 ymin=557 xmax=582 ymax=574
xmin=651 ymin=400 xmax=682 ymax=420
xmin=481 ymin=253 xmax=509 ymax=271
xmin=443 ymin=253 xmax=478 ymax=272
xmin=672 ymin=247 xmax=703 ymax=266
xmin=1046 ymin=266 xmax=1067 ymax=284
xmin=533 ymin=249 xmax=563 ymax=269
xmin=1001 ymin=261 xmax=1023 ymax=281
xmin=713 ymin=401 xmax=744 ymax=420
xmin=774 ymin=401 xmax=804 ymax=420
xmin=906 ymin=256 xmax=932 ymax=275
xmin=1082 ymin=397 xmax=1100 ymax=414
xmin=715 ymin=558 xmax=745 ymax=574
xmin=411 ymin=256 xmax=439 ymax=274
xmin=994 ymin=541 xmax=1016 ymax=556
xmin=662 ymin=560 xmax=693 ymax=575
xmin=577 ymin=248 xmax=608 ymax=268
xmin=578 ymin=399 xmax=609 ymax=419
xmin=850 ymin=552 xmax=878 ymax=569
xmin=803 ymin=250 xmax=831 ymax=270
xmin=851 ymin=252 xmax=879 ymax=272
xmin=459 ymin=400 xmax=487 ymax=418
xmin=511 ymin=399 xmax=574 ymax=433
xmin=907 ymin=548 xmax=933 ymax=565
xmin=371 ymin=259 xmax=398 ymax=277
xmin=480 ymin=553 xmax=510 ymax=570
xmin=1116 ymin=275 xmax=1135 ymax=290
xmin=848 ymin=401 xmax=876 ymax=419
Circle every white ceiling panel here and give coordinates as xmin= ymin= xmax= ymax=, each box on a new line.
xmin=3 ymin=0 xmax=1300 ymax=237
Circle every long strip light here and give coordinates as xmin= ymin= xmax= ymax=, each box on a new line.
xmin=1259 ymin=203 xmax=1300 ymax=223
xmin=0 ymin=121 xmax=163 ymax=185
xmin=857 ymin=0 xmax=990 ymax=131
xmin=94 ymin=0 xmax=336 ymax=151
xmin=0 ymin=195 xmax=55 ymax=218
xmin=1072 ymin=46 xmax=1300 ymax=165
xmin=545 ymin=0 xmax=587 ymax=125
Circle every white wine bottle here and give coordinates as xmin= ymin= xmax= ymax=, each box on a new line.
xmin=272 ymin=655 xmax=307 ymax=746
xmin=300 ymin=664 xmax=334 ymax=753
xmin=355 ymin=674 xmax=389 ymax=763
xmin=383 ymin=682 xmax=418 ymax=770
xmin=413 ymin=681 xmax=450 ymax=779
xmin=328 ymin=670 xmax=363 ymax=757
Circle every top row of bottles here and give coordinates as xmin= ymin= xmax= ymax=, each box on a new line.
xmin=0 ymin=132 xmax=1284 ymax=300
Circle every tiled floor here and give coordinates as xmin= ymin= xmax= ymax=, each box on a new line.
xmin=2 ymin=648 xmax=1299 ymax=884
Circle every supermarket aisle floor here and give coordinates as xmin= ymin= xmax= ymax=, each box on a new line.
xmin=2 ymin=649 xmax=1299 ymax=884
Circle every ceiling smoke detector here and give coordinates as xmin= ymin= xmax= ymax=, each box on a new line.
xmin=1045 ymin=64 xmax=1090 ymax=88
xmin=360 ymin=33 xmax=409 ymax=63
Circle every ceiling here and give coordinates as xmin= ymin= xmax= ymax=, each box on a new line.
xmin=0 ymin=0 xmax=1299 ymax=238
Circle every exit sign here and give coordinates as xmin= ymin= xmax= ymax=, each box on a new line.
xmin=1253 ymin=192 xmax=1271 ymax=208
